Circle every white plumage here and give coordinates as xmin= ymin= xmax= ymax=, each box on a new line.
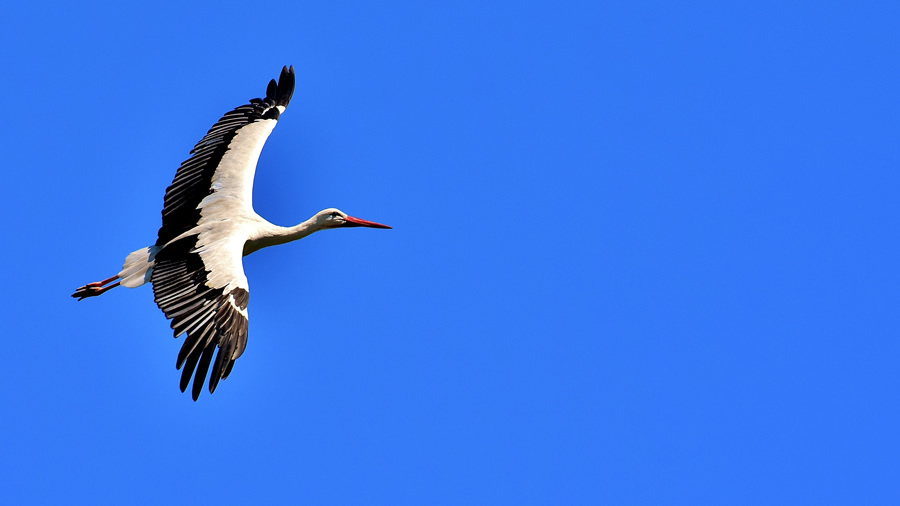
xmin=73 ymin=66 xmax=391 ymax=400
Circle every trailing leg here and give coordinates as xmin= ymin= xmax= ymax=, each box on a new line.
xmin=72 ymin=275 xmax=121 ymax=300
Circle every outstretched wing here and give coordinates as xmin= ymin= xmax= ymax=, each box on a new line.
xmin=150 ymin=66 xmax=295 ymax=399
xmin=151 ymin=231 xmax=250 ymax=400
xmin=156 ymin=65 xmax=296 ymax=246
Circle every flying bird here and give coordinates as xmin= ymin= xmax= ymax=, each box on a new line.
xmin=72 ymin=66 xmax=391 ymax=400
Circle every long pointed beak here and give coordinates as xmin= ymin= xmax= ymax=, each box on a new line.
xmin=344 ymin=215 xmax=392 ymax=229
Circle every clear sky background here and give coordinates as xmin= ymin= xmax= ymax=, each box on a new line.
xmin=1 ymin=1 xmax=898 ymax=504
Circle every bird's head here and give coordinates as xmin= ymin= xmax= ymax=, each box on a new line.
xmin=315 ymin=208 xmax=392 ymax=230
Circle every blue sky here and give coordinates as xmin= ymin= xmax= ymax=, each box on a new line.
xmin=1 ymin=1 xmax=898 ymax=504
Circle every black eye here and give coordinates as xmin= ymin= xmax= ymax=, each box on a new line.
xmin=331 ymin=212 xmax=340 ymax=217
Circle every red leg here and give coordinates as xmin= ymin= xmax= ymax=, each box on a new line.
xmin=82 ymin=274 xmax=120 ymax=288
xmin=93 ymin=282 xmax=120 ymax=296
xmin=72 ymin=275 xmax=121 ymax=300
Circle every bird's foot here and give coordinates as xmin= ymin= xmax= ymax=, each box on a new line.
xmin=72 ymin=276 xmax=120 ymax=300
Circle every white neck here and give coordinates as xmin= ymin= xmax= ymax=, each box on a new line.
xmin=244 ymin=215 xmax=324 ymax=256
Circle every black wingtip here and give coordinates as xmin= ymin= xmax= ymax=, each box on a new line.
xmin=192 ymin=347 xmax=215 ymax=401
xmin=180 ymin=348 xmax=201 ymax=394
xmin=275 ymin=65 xmax=295 ymax=107
xmin=266 ymin=79 xmax=277 ymax=101
xmin=222 ymin=359 xmax=236 ymax=379
xmin=262 ymin=66 xmax=295 ymax=110
xmin=208 ymin=343 xmax=231 ymax=395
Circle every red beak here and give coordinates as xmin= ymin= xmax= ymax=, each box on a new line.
xmin=344 ymin=215 xmax=392 ymax=229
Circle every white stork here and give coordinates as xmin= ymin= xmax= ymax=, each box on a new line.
xmin=72 ymin=66 xmax=391 ymax=400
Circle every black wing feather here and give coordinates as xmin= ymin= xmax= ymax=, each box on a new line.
xmin=192 ymin=346 xmax=216 ymax=401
